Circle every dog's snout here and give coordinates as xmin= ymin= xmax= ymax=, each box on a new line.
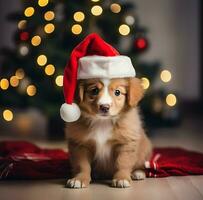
xmin=99 ymin=104 xmax=110 ymax=113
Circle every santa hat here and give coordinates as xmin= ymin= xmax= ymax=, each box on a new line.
xmin=60 ymin=33 xmax=136 ymax=122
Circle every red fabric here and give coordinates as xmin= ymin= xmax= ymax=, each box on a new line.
xmin=63 ymin=33 xmax=119 ymax=104
xmin=0 ymin=141 xmax=203 ymax=180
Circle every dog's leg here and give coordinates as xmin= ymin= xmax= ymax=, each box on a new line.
xmin=112 ymin=148 xmax=135 ymax=188
xmin=66 ymin=146 xmax=91 ymax=189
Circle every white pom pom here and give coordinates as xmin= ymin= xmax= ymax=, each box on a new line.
xmin=60 ymin=103 xmax=81 ymax=122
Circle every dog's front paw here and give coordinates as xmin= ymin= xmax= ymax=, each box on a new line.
xmin=111 ymin=179 xmax=131 ymax=188
xmin=131 ymin=169 xmax=146 ymax=180
xmin=66 ymin=177 xmax=90 ymax=189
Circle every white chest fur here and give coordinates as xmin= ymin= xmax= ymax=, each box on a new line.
xmin=87 ymin=119 xmax=113 ymax=162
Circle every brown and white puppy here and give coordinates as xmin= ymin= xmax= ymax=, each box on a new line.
xmin=65 ymin=77 xmax=152 ymax=188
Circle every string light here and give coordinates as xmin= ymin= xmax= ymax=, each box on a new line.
xmin=71 ymin=24 xmax=82 ymax=35
xmin=73 ymin=11 xmax=85 ymax=22
xmin=91 ymin=5 xmax=103 ymax=16
xmin=45 ymin=64 xmax=55 ymax=76
xmin=44 ymin=23 xmax=55 ymax=34
xmin=44 ymin=11 xmax=55 ymax=21
xmin=31 ymin=35 xmax=41 ymax=46
xmin=141 ymin=77 xmax=150 ymax=89
xmin=38 ymin=0 xmax=49 ymax=7
xmin=166 ymin=94 xmax=177 ymax=107
xmin=160 ymin=70 xmax=172 ymax=83
xmin=10 ymin=76 xmax=19 ymax=87
xmin=37 ymin=55 xmax=47 ymax=66
xmin=0 ymin=78 xmax=9 ymax=90
xmin=18 ymin=20 xmax=27 ymax=29
xmin=119 ymin=24 xmax=130 ymax=36
xmin=110 ymin=3 xmax=121 ymax=13
xmin=55 ymin=75 xmax=63 ymax=87
xmin=24 ymin=7 xmax=35 ymax=17
xmin=3 ymin=109 xmax=13 ymax=121
xmin=15 ymin=69 xmax=25 ymax=79
xmin=26 ymin=85 xmax=37 ymax=96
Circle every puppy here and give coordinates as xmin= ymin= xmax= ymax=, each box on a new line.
xmin=65 ymin=77 xmax=152 ymax=188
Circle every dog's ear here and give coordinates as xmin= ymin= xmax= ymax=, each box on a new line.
xmin=127 ymin=77 xmax=144 ymax=107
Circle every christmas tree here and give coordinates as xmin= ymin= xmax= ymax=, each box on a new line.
xmin=0 ymin=0 xmax=179 ymax=138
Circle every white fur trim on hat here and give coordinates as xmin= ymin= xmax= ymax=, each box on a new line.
xmin=77 ymin=55 xmax=136 ymax=79
xmin=60 ymin=103 xmax=81 ymax=122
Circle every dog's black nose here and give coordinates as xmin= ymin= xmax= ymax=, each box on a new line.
xmin=99 ymin=104 xmax=110 ymax=113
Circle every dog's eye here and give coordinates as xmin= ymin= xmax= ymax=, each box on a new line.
xmin=114 ymin=90 xmax=121 ymax=96
xmin=90 ymin=88 xmax=99 ymax=96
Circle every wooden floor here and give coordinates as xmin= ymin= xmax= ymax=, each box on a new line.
xmin=0 ymin=116 xmax=203 ymax=200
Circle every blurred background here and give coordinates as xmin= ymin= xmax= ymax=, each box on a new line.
xmin=0 ymin=0 xmax=202 ymax=144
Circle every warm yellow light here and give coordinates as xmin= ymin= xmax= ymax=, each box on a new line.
xmin=166 ymin=94 xmax=177 ymax=107
xmin=31 ymin=35 xmax=41 ymax=46
xmin=45 ymin=64 xmax=55 ymax=76
xmin=18 ymin=20 xmax=27 ymax=29
xmin=15 ymin=69 xmax=25 ymax=80
xmin=26 ymin=85 xmax=37 ymax=96
xmin=44 ymin=23 xmax=55 ymax=34
xmin=141 ymin=77 xmax=150 ymax=89
xmin=24 ymin=7 xmax=35 ymax=17
xmin=3 ymin=109 xmax=13 ymax=121
xmin=44 ymin=11 xmax=55 ymax=21
xmin=110 ymin=3 xmax=121 ymax=13
xmin=37 ymin=55 xmax=47 ymax=66
xmin=73 ymin=11 xmax=85 ymax=22
xmin=71 ymin=24 xmax=82 ymax=35
xmin=160 ymin=70 xmax=172 ymax=83
xmin=91 ymin=0 xmax=100 ymax=2
xmin=38 ymin=0 xmax=49 ymax=7
xmin=10 ymin=76 xmax=19 ymax=87
xmin=55 ymin=75 xmax=63 ymax=87
xmin=0 ymin=78 xmax=9 ymax=90
xmin=119 ymin=24 xmax=130 ymax=36
xmin=91 ymin=5 xmax=103 ymax=16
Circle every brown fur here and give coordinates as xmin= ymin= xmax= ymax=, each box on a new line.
xmin=65 ymin=77 xmax=152 ymax=188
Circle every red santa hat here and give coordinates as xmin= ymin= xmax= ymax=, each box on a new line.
xmin=60 ymin=33 xmax=136 ymax=122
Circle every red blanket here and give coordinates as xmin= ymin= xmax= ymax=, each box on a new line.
xmin=0 ymin=141 xmax=203 ymax=180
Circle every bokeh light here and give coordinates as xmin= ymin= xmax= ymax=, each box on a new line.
xmin=160 ymin=70 xmax=172 ymax=83
xmin=31 ymin=35 xmax=41 ymax=46
xmin=110 ymin=3 xmax=121 ymax=13
xmin=71 ymin=24 xmax=82 ymax=35
xmin=38 ymin=0 xmax=49 ymax=7
xmin=125 ymin=15 xmax=135 ymax=25
xmin=119 ymin=24 xmax=130 ymax=36
xmin=45 ymin=64 xmax=55 ymax=76
xmin=44 ymin=23 xmax=55 ymax=34
xmin=26 ymin=85 xmax=37 ymax=96
xmin=73 ymin=11 xmax=85 ymax=22
xmin=55 ymin=75 xmax=63 ymax=87
xmin=37 ymin=55 xmax=47 ymax=66
xmin=44 ymin=11 xmax=55 ymax=21
xmin=91 ymin=0 xmax=100 ymax=2
xmin=24 ymin=7 xmax=35 ymax=17
xmin=0 ymin=78 xmax=9 ymax=90
xmin=18 ymin=20 xmax=27 ymax=29
xmin=10 ymin=76 xmax=19 ymax=87
xmin=141 ymin=77 xmax=150 ymax=89
xmin=166 ymin=94 xmax=177 ymax=106
xmin=19 ymin=45 xmax=29 ymax=56
xmin=15 ymin=69 xmax=25 ymax=80
xmin=3 ymin=109 xmax=13 ymax=121
xmin=91 ymin=5 xmax=103 ymax=16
